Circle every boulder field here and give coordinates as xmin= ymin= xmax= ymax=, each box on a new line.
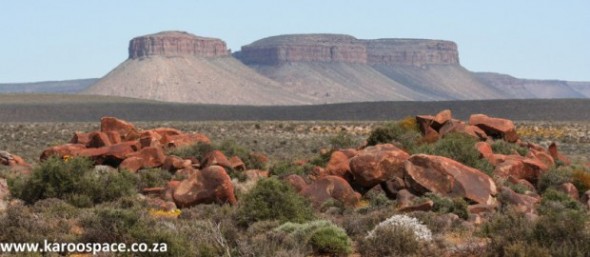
xmin=2 ymin=111 xmax=588 ymax=218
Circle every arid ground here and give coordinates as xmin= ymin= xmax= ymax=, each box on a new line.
xmin=2 ymin=120 xmax=589 ymax=166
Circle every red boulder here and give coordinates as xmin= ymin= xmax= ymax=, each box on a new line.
xmin=404 ymin=154 xmax=497 ymax=205
xmin=469 ymin=114 xmax=518 ymax=142
xmin=325 ymin=150 xmax=353 ymax=179
xmin=40 ymin=144 xmax=87 ymax=160
xmin=349 ymin=144 xmax=410 ymax=190
xmin=173 ymin=165 xmax=236 ymax=207
xmin=100 ymin=116 xmax=141 ymax=141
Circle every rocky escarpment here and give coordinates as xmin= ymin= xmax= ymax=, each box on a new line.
xmin=363 ymin=39 xmax=459 ymax=66
xmin=128 ymin=31 xmax=229 ymax=59
xmin=236 ymin=34 xmax=367 ymax=65
xmin=236 ymin=34 xmax=459 ymax=67
xmin=236 ymin=34 xmax=502 ymax=101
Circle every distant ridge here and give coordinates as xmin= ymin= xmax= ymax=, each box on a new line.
xmin=0 ymin=78 xmax=98 ymax=93
xmin=2 ymin=31 xmax=589 ymax=104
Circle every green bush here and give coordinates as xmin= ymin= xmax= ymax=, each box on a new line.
xmin=538 ymin=188 xmax=583 ymax=213
xmin=358 ymin=224 xmax=419 ymax=256
xmin=309 ymin=226 xmax=352 ymax=255
xmin=0 ymin=201 xmax=79 ymax=243
xmin=276 ymin=220 xmax=352 ymax=256
xmin=138 ymin=168 xmax=172 ymax=189
xmin=491 ymin=140 xmax=529 ymax=156
xmin=425 ymin=193 xmax=470 ymax=220
xmin=482 ymin=205 xmax=590 ymax=257
xmin=366 ymin=120 xmax=421 ymax=150
xmin=413 ymin=133 xmax=494 ymax=175
xmin=9 ymin=157 xmax=138 ymax=207
xmin=269 ymin=161 xmax=310 ymax=177
xmin=82 ymin=207 xmax=192 ymax=257
xmin=536 ymin=166 xmax=572 ymax=193
xmin=236 ymin=178 xmax=314 ymax=226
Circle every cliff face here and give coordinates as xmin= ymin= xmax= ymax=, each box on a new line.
xmin=237 ymin=34 xmax=367 ymax=65
xmin=236 ymin=34 xmax=459 ymax=67
xmin=364 ymin=39 xmax=459 ymax=66
xmin=128 ymin=31 xmax=229 ymax=59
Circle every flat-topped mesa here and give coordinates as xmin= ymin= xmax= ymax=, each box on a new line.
xmin=363 ymin=39 xmax=460 ymax=66
xmin=236 ymin=34 xmax=367 ymax=65
xmin=128 ymin=31 xmax=229 ymax=59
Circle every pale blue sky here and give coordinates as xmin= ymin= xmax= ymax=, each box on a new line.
xmin=1 ymin=1 xmax=588 ymax=82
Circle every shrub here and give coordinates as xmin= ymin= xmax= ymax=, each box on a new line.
xmin=236 ymin=178 xmax=314 ymax=226
xmin=269 ymin=161 xmax=310 ymax=177
xmin=137 ymin=168 xmax=172 ymax=189
xmin=366 ymin=118 xmax=421 ymax=149
xmin=359 ymin=214 xmax=438 ymax=257
xmin=366 ymin=214 xmax=432 ymax=241
xmin=572 ymin=168 xmax=590 ymax=193
xmin=536 ymin=166 xmax=572 ymax=193
xmin=308 ymin=150 xmax=333 ymax=167
xmin=276 ymin=220 xmax=352 ymax=255
xmin=490 ymin=140 xmax=528 ymax=156
xmin=82 ymin=207 xmax=193 ymax=257
xmin=0 ymin=201 xmax=79 ymax=243
xmin=309 ymin=226 xmax=351 ymax=255
xmin=413 ymin=133 xmax=494 ymax=175
xmin=425 ymin=193 xmax=470 ymax=220
xmin=538 ymin=188 xmax=583 ymax=213
xmin=359 ymin=224 xmax=420 ymax=257
xmin=482 ymin=205 xmax=590 ymax=257
xmin=9 ymin=157 xmax=138 ymax=207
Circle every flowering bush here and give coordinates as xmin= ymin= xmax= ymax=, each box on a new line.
xmin=367 ymin=214 xmax=432 ymax=241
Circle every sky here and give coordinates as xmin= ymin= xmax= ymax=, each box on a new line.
xmin=0 ymin=1 xmax=588 ymax=83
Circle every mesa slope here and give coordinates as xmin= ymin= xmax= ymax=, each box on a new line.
xmin=83 ymin=31 xmax=310 ymax=105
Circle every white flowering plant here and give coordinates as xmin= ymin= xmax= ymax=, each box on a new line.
xmin=367 ymin=214 xmax=433 ymax=241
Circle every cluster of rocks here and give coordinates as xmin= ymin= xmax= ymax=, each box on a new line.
xmin=236 ymin=34 xmax=459 ymax=66
xmin=3 ymin=113 xmax=590 ymax=219
xmin=37 ymin=117 xmax=271 ymax=211
xmin=284 ymin=110 xmax=590 ymax=220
